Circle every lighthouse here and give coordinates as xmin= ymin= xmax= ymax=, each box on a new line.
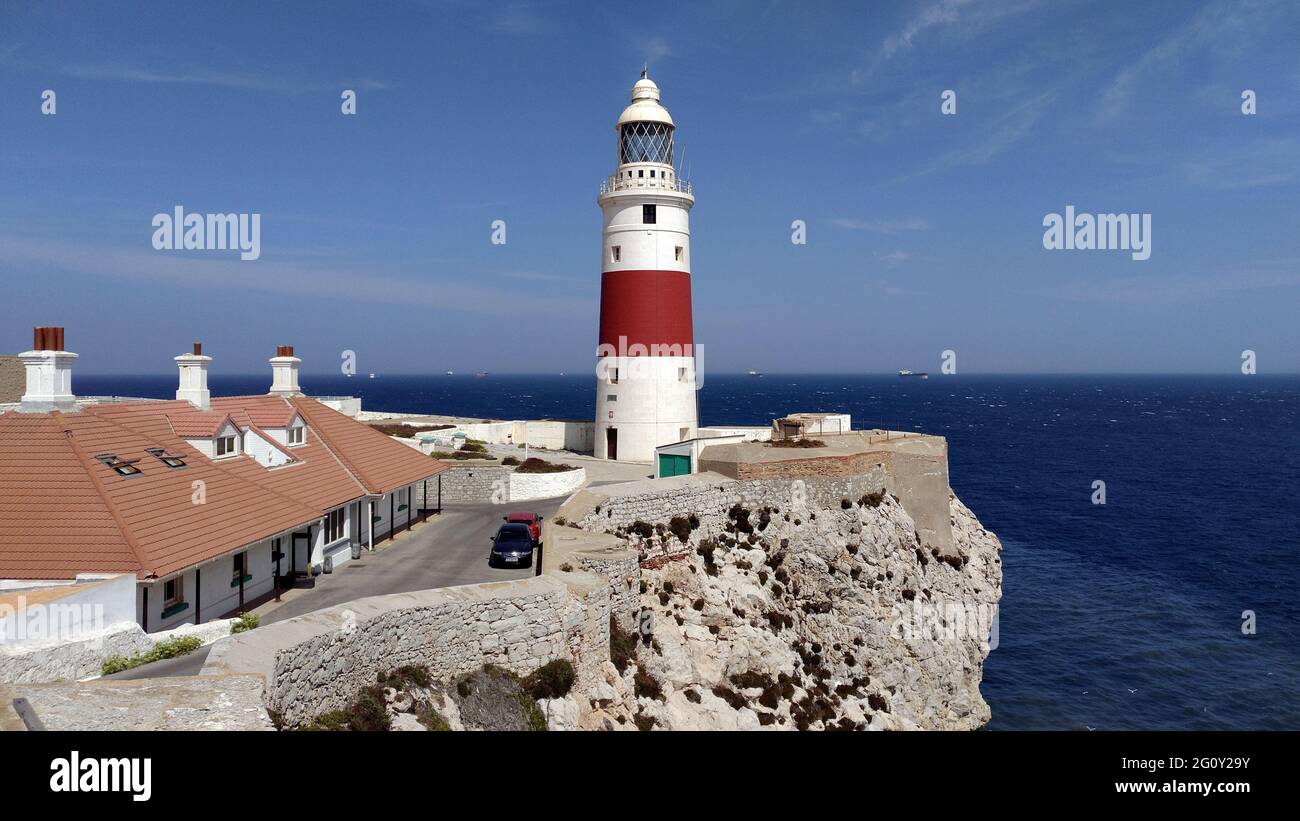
xmin=594 ymin=70 xmax=698 ymax=462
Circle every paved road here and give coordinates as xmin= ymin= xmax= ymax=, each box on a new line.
xmin=262 ymin=497 xmax=567 ymax=624
xmin=105 ymin=496 xmax=568 ymax=679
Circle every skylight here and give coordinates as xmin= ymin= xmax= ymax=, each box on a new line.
xmin=146 ymin=448 xmax=187 ymax=469
xmin=94 ymin=454 xmax=142 ymax=477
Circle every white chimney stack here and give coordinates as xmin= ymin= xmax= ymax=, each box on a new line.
xmin=19 ymin=326 xmax=77 ymax=413
xmin=175 ymin=342 xmax=212 ymax=409
xmin=269 ymin=345 xmax=302 ymax=396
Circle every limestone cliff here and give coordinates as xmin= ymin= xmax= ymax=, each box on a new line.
xmin=549 ymin=490 xmax=1002 ymax=731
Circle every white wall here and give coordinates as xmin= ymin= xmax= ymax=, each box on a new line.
xmin=601 ymin=195 xmax=692 ymax=274
xmin=509 ymin=467 xmax=587 ymax=502
xmin=520 ymin=420 xmax=595 ymax=453
xmin=595 ymin=356 xmax=698 ymax=462
xmin=142 ymin=537 xmax=288 ymax=632
xmin=244 ymin=427 xmax=294 ymax=468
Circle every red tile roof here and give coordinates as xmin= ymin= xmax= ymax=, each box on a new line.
xmin=165 ymin=409 xmax=236 ymax=438
xmin=0 ymin=396 xmax=445 ymax=580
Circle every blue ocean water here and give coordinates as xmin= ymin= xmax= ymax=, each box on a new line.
xmin=75 ymin=373 xmax=1300 ymax=730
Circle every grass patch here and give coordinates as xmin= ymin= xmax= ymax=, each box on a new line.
xmin=230 ymin=613 xmax=259 ymax=634
xmin=101 ymin=635 xmax=203 ymax=676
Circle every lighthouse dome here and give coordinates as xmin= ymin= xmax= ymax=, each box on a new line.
xmin=617 ymin=74 xmax=675 ymax=128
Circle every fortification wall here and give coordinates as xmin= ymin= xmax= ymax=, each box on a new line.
xmin=203 ymin=566 xmax=623 ymax=726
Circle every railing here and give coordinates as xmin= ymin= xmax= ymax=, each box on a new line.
xmin=600 ymin=173 xmax=693 ymax=197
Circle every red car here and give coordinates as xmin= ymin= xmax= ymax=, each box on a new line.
xmin=504 ymin=512 xmax=543 ymax=544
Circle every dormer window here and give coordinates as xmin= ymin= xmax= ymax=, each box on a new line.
xmin=146 ymin=448 xmax=187 ymax=469
xmin=215 ymin=435 xmax=239 ymax=458
xmin=287 ymin=426 xmax=305 ymax=447
xmin=95 ymin=453 xmax=142 ymax=477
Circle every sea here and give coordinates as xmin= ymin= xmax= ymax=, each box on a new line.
xmin=74 ymin=372 xmax=1300 ymax=730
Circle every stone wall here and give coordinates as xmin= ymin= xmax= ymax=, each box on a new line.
xmin=0 ymin=357 xmax=23 ymax=405
xmin=568 ymin=472 xmax=890 ymax=538
xmin=417 ymin=463 xmax=513 ymax=505
xmin=203 ymin=572 xmax=614 ymax=726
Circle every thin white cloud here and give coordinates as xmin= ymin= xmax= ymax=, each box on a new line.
xmin=638 ymin=36 xmax=674 ymax=63
xmin=487 ymin=2 xmax=550 ymax=35
xmin=832 ymin=217 xmax=931 ymax=233
xmin=52 ymin=63 xmax=389 ymax=93
xmin=1096 ymin=0 xmax=1280 ymax=121
xmin=882 ymin=0 xmax=976 ymax=60
xmin=0 ymin=236 xmax=584 ymax=319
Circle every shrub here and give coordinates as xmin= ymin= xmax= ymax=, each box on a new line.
xmin=522 ymin=660 xmax=576 ymax=700
xmin=368 ymin=423 xmax=454 ymax=437
xmin=501 ymin=456 xmax=520 ymax=466
xmin=769 ymin=438 xmax=825 ymax=448
xmin=514 ymin=457 xmax=575 ymax=474
xmin=609 ymin=616 xmax=637 ymax=673
xmin=379 ymin=664 xmax=432 ymax=690
xmin=712 ymin=686 xmax=747 ymax=710
xmin=858 ymin=491 xmax=886 ymax=508
xmin=101 ymin=635 xmax=203 ymax=676
xmin=634 ymin=664 xmax=665 ymax=701
xmin=668 ymin=516 xmax=692 ymax=543
xmin=230 ymin=613 xmax=259 ymax=634
xmin=460 ymin=441 xmax=488 ymax=453
xmin=628 ymin=520 xmax=655 ymax=539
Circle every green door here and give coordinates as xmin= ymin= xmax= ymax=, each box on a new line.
xmin=659 ymin=453 xmax=691 ymax=477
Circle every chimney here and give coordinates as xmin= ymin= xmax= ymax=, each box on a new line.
xmin=19 ymin=325 xmax=78 ymax=413
xmin=175 ymin=342 xmax=212 ymax=409
xmin=269 ymin=344 xmax=302 ymax=397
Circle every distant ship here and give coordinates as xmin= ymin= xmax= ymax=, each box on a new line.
xmin=475 ymin=372 xmax=489 ymax=378
xmin=748 ymin=369 xmax=763 ymax=377
xmin=368 ymin=373 xmax=376 ymax=379
xmin=898 ymin=369 xmax=928 ymax=379
xmin=445 ymin=371 xmax=454 ymax=375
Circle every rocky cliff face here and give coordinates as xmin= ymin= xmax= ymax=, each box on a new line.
xmin=549 ymin=490 xmax=1002 ymax=731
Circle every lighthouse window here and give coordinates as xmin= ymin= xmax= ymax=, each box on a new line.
xmin=675 ymin=246 xmax=683 ymax=262
xmin=611 ymin=246 xmax=621 ymax=262
xmin=650 ymin=170 xmax=656 ymax=178
xmin=643 ymin=204 xmax=657 ymax=224
xmin=638 ymin=170 xmax=644 ymax=178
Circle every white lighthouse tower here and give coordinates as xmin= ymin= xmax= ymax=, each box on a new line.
xmin=594 ymin=70 xmax=698 ymax=462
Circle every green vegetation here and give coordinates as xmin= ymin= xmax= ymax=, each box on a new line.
xmin=429 ymin=449 xmax=494 ymax=460
xmin=513 ymin=457 xmax=575 ymax=474
xmin=230 ymin=613 xmax=260 ymax=634
xmin=521 ymin=659 xmax=576 ymax=700
xmin=101 ymin=635 xmax=204 ymax=676
xmin=609 ymin=616 xmax=637 ymax=674
xmin=367 ymin=422 xmax=456 ymax=437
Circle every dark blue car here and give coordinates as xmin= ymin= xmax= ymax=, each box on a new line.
xmin=489 ymin=523 xmax=535 ymax=568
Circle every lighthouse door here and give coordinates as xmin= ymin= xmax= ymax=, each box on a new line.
xmin=606 ymin=428 xmax=618 ymax=460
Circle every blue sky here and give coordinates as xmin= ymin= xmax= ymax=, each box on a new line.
xmin=1 ymin=0 xmax=1297 ymax=374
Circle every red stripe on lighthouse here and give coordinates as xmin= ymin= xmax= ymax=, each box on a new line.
xmin=598 ymin=269 xmax=694 ymax=352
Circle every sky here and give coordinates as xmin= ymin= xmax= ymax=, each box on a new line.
xmin=1 ymin=0 xmax=1298 ymax=375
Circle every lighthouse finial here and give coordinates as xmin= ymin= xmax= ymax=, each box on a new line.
xmin=641 ymin=64 xmax=648 ymax=79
